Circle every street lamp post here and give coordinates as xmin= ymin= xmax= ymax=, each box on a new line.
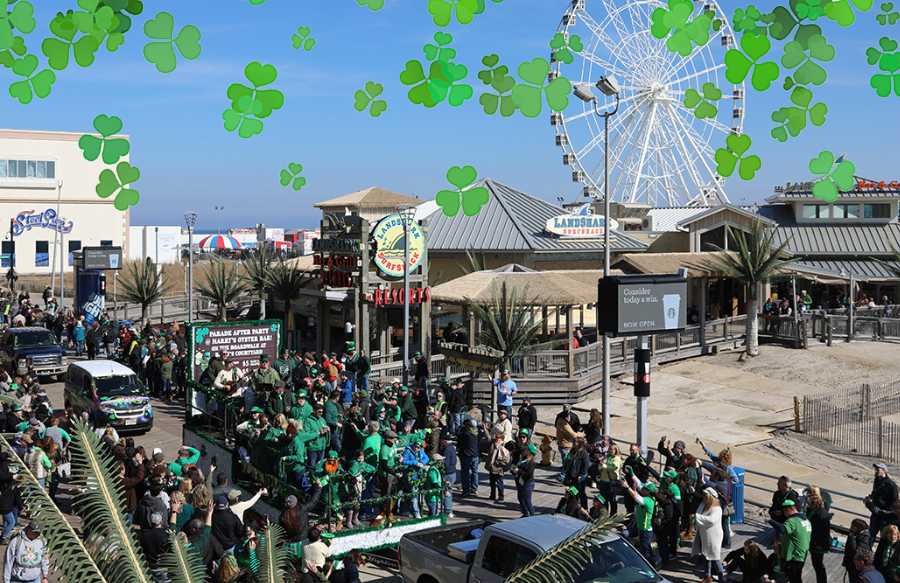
xmin=398 ymin=207 xmax=414 ymax=386
xmin=185 ymin=212 xmax=198 ymax=323
xmin=574 ymin=75 xmax=620 ymax=435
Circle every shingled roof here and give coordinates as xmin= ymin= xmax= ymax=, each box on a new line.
xmin=422 ymin=179 xmax=647 ymax=254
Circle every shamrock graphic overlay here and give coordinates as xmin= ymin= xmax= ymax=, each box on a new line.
xmin=725 ymin=31 xmax=780 ymax=91
xmin=96 ymin=161 xmax=141 ymax=211
xmin=279 ymin=163 xmax=307 ymax=191
xmin=223 ymin=61 xmax=285 ymax=138
xmin=79 ymin=114 xmax=130 ymax=164
xmin=477 ymin=54 xmax=516 ymax=117
xmin=771 ymin=86 xmax=828 ymax=141
xmin=511 ymin=57 xmax=571 ymax=118
xmin=435 ymin=165 xmax=490 ymax=217
xmin=0 ymin=0 xmax=35 ymax=51
xmin=866 ymin=36 xmax=900 ymax=96
xmin=8 ymin=54 xmax=55 ymax=104
xmin=714 ymin=133 xmax=762 ymax=180
xmin=878 ymin=2 xmax=900 ymax=24
xmin=550 ymin=32 xmax=584 ymax=64
xmin=354 ymin=81 xmax=388 ymax=117
xmin=808 ymin=150 xmax=856 ymax=203
xmin=399 ymin=31 xmax=472 ymax=108
xmin=143 ymin=11 xmax=201 ymax=73
xmin=291 ymin=26 xmax=315 ymax=51
xmin=682 ymin=82 xmax=721 ymax=119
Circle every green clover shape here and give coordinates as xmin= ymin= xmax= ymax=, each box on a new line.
xmin=770 ymin=85 xmax=827 ymax=142
xmin=714 ymin=133 xmax=762 ymax=180
xmin=356 ymin=0 xmax=385 ymax=11
xmin=73 ymin=0 xmax=116 ymax=37
xmin=651 ymin=0 xmax=693 ymax=39
xmin=291 ymin=26 xmax=316 ymax=51
xmin=0 ymin=0 xmax=35 ymax=51
xmin=78 ymin=114 xmax=130 ymax=164
xmin=478 ymin=54 xmax=516 ymax=116
xmin=423 ymin=31 xmax=456 ymax=63
xmin=249 ymin=0 xmax=266 ymax=4
xmin=223 ymin=61 xmax=284 ymax=138
xmin=98 ymin=0 xmax=143 ymax=35
xmin=8 ymin=54 xmax=55 ymax=104
xmin=354 ymin=81 xmax=388 ymax=117
xmin=808 ymin=150 xmax=856 ymax=202
xmin=96 ymin=161 xmax=141 ymax=210
xmin=279 ymin=163 xmax=307 ymax=191
xmin=427 ymin=0 xmax=485 ymax=27
xmin=795 ymin=0 xmax=827 ymax=20
xmin=781 ymin=33 xmax=834 ymax=87
xmin=511 ymin=57 xmax=572 ymax=118
xmin=725 ymin=31 xmax=780 ymax=91
xmin=550 ymin=32 xmax=584 ymax=65
xmin=682 ymin=82 xmax=721 ymax=119
xmin=400 ymin=32 xmax=472 ymax=108
xmin=435 ymin=165 xmax=490 ymax=217
xmin=877 ymin=2 xmax=900 ymax=24
xmin=866 ymin=36 xmax=900 ymax=96
xmin=824 ymin=0 xmax=874 ymax=26
xmin=143 ymin=12 xmax=201 ymax=74
xmin=764 ymin=6 xmax=799 ymax=40
xmin=0 ymin=34 xmax=25 ymax=68
xmin=41 ymin=11 xmax=102 ymax=70
xmin=733 ymin=5 xmax=765 ymax=33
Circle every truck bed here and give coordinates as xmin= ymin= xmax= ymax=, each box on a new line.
xmin=403 ymin=520 xmax=494 ymax=556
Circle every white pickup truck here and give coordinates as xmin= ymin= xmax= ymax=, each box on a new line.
xmin=399 ymin=514 xmax=667 ymax=583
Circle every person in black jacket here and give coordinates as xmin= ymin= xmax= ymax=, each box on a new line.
xmin=517 ymin=397 xmax=537 ymax=434
xmin=564 ymin=437 xmax=591 ymax=507
xmin=138 ymin=512 xmax=170 ymax=571
xmin=845 ymin=518 xmax=873 ymax=583
xmin=447 ymin=380 xmax=466 ymax=434
xmin=724 ymin=540 xmax=771 ymax=583
xmin=769 ymin=476 xmax=801 ymax=523
xmin=513 ymin=444 xmax=537 ymax=517
xmin=875 ymin=524 xmax=900 ymax=583
xmin=211 ymin=494 xmax=243 ymax=551
xmin=279 ymin=487 xmax=323 ymax=542
xmin=869 ymin=464 xmax=899 ymax=540
xmin=806 ymin=486 xmax=833 ymax=583
xmin=657 ymin=436 xmax=687 ymax=471
xmin=457 ymin=419 xmax=481 ymax=497
xmin=0 ymin=453 xmax=19 ymax=544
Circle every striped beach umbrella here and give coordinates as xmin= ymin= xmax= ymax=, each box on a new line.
xmin=198 ymin=234 xmax=242 ymax=251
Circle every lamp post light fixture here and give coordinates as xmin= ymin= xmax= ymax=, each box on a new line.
xmin=573 ymin=74 xmax=620 ymax=435
xmin=184 ymin=211 xmax=198 ymax=324
xmin=396 ymin=206 xmax=416 ymax=386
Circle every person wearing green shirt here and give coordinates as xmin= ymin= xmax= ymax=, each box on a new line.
xmin=289 ymin=391 xmax=313 ymax=423
xmin=398 ymin=386 xmax=417 ymax=431
xmin=273 ymin=349 xmax=295 ymax=386
xmin=623 ymin=479 xmax=660 ymax=567
xmin=362 ymin=422 xmax=383 ymax=468
xmin=324 ymin=391 xmax=342 ymax=451
xmin=780 ymin=499 xmax=812 ymax=583
xmin=424 ymin=453 xmax=445 ymax=516
xmin=304 ymin=404 xmax=330 ymax=470
xmin=344 ymin=450 xmax=376 ymax=529
xmin=170 ymin=445 xmax=201 ymax=476
xmin=379 ymin=431 xmax=401 ymax=518
xmin=280 ymin=421 xmax=318 ymax=490
xmin=265 ymin=382 xmax=291 ymax=420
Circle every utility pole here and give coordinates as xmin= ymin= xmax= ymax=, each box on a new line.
xmin=6 ymin=219 xmax=16 ymax=294
xmin=257 ymin=223 xmax=266 ymax=319
xmin=185 ymin=212 xmax=198 ymax=323
xmin=50 ymin=180 xmax=62 ymax=297
xmin=399 ymin=208 xmax=412 ymax=386
xmin=635 ymin=335 xmax=651 ymax=455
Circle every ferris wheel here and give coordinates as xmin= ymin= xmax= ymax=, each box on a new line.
xmin=553 ymin=0 xmax=744 ymax=207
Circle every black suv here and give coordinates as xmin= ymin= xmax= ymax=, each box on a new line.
xmin=0 ymin=327 xmax=66 ymax=378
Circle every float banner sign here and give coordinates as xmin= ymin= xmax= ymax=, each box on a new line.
xmin=82 ymin=246 xmax=123 ymax=270
xmin=188 ymin=320 xmax=282 ymax=382
xmin=597 ymin=274 xmax=687 ymax=336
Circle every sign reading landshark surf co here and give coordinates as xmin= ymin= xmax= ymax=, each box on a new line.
xmin=544 ymin=204 xmax=618 ymax=239
xmin=12 ymin=209 xmax=73 ymax=236
xmin=187 ymin=320 xmax=282 ymax=383
xmin=371 ymin=212 xmax=425 ymax=278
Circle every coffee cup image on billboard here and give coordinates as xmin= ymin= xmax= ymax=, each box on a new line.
xmin=663 ymin=294 xmax=681 ymax=330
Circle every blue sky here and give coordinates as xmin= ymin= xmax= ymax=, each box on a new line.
xmin=2 ymin=0 xmax=897 ymax=230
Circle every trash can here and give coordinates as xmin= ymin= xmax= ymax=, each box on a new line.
xmin=732 ymin=466 xmax=746 ymax=524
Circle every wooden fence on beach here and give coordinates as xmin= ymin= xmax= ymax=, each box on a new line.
xmin=802 ymin=379 xmax=900 ymax=463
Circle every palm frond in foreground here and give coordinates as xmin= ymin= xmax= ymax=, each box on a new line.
xmin=160 ymin=532 xmax=207 ymax=583
xmin=505 ymin=515 xmax=627 ymax=583
xmin=258 ymin=523 xmax=292 ymax=583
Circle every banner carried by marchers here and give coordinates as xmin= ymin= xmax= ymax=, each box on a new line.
xmin=187 ymin=320 xmax=283 ymax=383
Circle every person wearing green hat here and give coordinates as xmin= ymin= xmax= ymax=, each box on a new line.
xmin=343 ymin=449 xmax=376 ymax=528
xmin=622 ymin=476 xmax=660 ymax=566
xmin=280 ymin=419 xmax=319 ymax=492
xmin=305 ymin=404 xmax=330 ymax=471
xmin=779 ymin=498 xmax=812 ymax=583
xmin=512 ymin=443 xmax=537 ymax=517
xmin=398 ymin=385 xmax=417 ymax=432
xmin=289 ymin=391 xmax=313 ymax=423
xmin=659 ymin=468 xmax=683 ymax=561
xmin=590 ymin=494 xmax=609 ymax=520
xmin=557 ymin=484 xmax=591 ymax=521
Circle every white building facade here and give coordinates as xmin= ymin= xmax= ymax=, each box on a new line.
xmin=0 ymin=129 xmax=130 ymax=276
xmin=128 ymin=226 xmax=181 ymax=264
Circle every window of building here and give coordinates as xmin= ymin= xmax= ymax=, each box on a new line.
xmin=801 ymin=204 xmax=827 ymax=219
xmin=100 ymin=240 xmax=113 ymax=247
xmin=68 ymin=240 xmax=81 ymax=266
xmin=1 ymin=159 xmax=56 ymax=179
xmin=1 ymin=242 xmax=12 ymax=269
xmin=864 ymin=203 xmax=891 ymax=219
xmin=35 ymin=241 xmax=49 ymax=267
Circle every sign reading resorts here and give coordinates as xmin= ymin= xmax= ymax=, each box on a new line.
xmin=544 ymin=204 xmax=619 ymax=239
xmin=371 ymin=212 xmax=425 ymax=278
xmin=597 ymin=273 xmax=687 ymax=336
xmin=188 ymin=320 xmax=282 ymax=383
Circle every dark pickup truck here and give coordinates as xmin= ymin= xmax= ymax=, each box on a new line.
xmin=399 ymin=514 xmax=666 ymax=583
xmin=0 ymin=327 xmax=66 ymax=378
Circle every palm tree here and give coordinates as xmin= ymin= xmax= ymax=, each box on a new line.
xmin=710 ymin=220 xmax=796 ymax=357
xmin=196 ymin=260 xmax=248 ymax=321
xmin=243 ymin=249 xmax=272 ymax=317
xmin=467 ymin=281 xmax=552 ymax=414
xmin=0 ymin=421 xmax=292 ymax=583
xmin=118 ymin=258 xmax=166 ymax=323
xmin=265 ymin=259 xmax=314 ymax=347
